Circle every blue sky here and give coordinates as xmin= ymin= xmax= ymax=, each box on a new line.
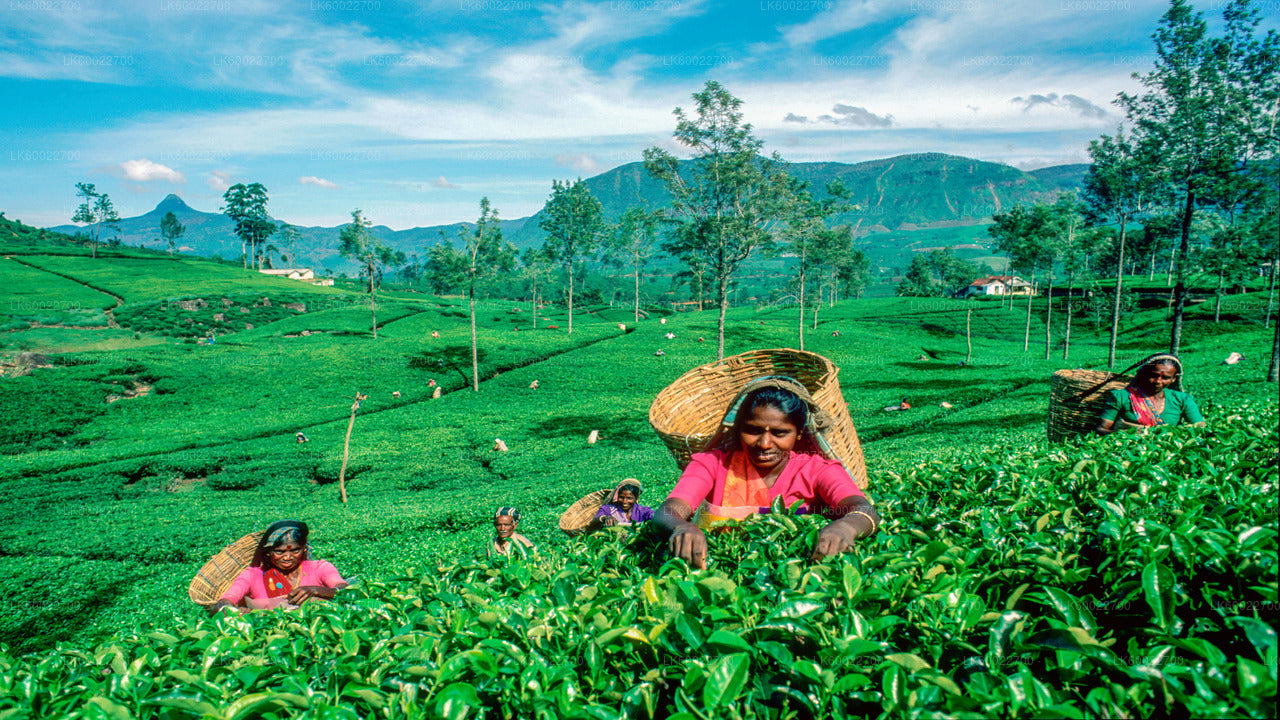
xmin=2 ymin=0 xmax=1272 ymax=230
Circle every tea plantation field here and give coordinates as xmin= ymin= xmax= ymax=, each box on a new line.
xmin=0 ymin=248 xmax=1275 ymax=718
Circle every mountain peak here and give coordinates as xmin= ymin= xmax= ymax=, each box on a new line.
xmin=154 ymin=194 xmax=193 ymax=214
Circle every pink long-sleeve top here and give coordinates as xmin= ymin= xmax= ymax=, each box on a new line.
xmin=667 ymin=448 xmax=865 ymax=513
xmin=220 ymin=560 xmax=345 ymax=604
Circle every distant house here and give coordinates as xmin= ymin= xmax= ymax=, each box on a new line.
xmin=958 ymin=275 xmax=1034 ymax=298
xmin=260 ymin=268 xmax=334 ymax=287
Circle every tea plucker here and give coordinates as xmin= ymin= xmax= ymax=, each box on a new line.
xmin=1094 ymin=353 xmax=1205 ymax=435
xmin=655 ymin=377 xmax=880 ymax=569
xmin=207 ymin=520 xmax=348 ymax=614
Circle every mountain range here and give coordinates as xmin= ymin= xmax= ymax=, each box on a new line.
xmin=48 ymin=153 xmax=1086 ymax=274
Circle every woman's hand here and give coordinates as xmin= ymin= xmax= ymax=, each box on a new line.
xmin=655 ymin=498 xmax=708 ymax=570
xmin=287 ymin=585 xmax=338 ymax=605
xmin=812 ymin=497 xmax=879 ymax=561
xmin=602 ymin=516 xmax=617 ymax=528
xmin=812 ymin=520 xmax=858 ymax=559
xmin=668 ymin=523 xmax=708 ymax=570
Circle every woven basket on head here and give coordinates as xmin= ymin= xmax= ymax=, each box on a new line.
xmin=648 ymin=348 xmax=868 ymax=488
xmin=188 ymin=531 xmax=262 ymax=606
xmin=558 ymin=488 xmax=613 ymax=536
xmin=1048 ymin=369 xmax=1132 ymax=442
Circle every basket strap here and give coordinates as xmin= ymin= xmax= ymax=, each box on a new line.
xmin=1070 ymin=359 xmax=1143 ymax=402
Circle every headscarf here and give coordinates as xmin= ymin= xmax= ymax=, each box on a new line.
xmin=608 ymin=479 xmax=643 ymax=503
xmin=494 ymin=506 xmax=521 ymax=522
xmin=251 ymin=520 xmax=310 ymax=568
xmin=704 ymin=376 xmax=841 ymax=461
xmin=1126 ymin=353 xmax=1184 ymax=427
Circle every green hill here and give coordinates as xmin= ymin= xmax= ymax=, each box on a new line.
xmin=43 ymin=154 xmax=1082 ymax=277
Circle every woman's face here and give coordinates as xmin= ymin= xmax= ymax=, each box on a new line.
xmin=269 ymin=541 xmax=304 ymax=573
xmin=738 ymin=405 xmax=799 ymax=474
xmin=616 ymin=490 xmax=637 ymax=513
xmin=494 ymin=516 xmax=516 ymax=539
xmin=1137 ymin=363 xmax=1177 ymax=394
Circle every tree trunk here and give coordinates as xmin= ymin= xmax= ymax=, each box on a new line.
xmin=812 ymin=301 xmax=819 ymax=331
xmin=716 ymin=274 xmax=729 ymax=361
xmin=1024 ymin=271 xmax=1035 ymax=353
xmin=797 ymin=266 xmax=805 ymax=352
xmin=531 ymin=276 xmax=538 ymax=329
xmin=1269 ymin=312 xmax=1279 ymax=382
xmin=567 ymin=263 xmax=575 ymax=335
xmin=965 ymin=307 xmax=972 ymax=365
xmin=1149 ymin=251 xmax=1156 ymax=281
xmin=1044 ymin=275 xmax=1054 ymax=361
xmin=337 ymin=393 xmax=362 ymax=504
xmin=470 ymin=284 xmax=479 ymax=392
xmin=1166 ymin=234 xmax=1177 ymax=286
xmin=1266 ymin=256 xmax=1277 ymax=329
xmin=1063 ymin=283 xmax=1073 ymax=361
xmin=1214 ymin=270 xmax=1224 ymax=323
xmin=634 ymin=261 xmax=641 ymax=323
xmin=1170 ymin=187 xmax=1193 ymax=356
xmin=1109 ymin=222 xmax=1126 ymax=369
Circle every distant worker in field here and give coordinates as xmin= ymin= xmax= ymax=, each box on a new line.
xmin=590 ymin=479 xmax=654 ymax=529
xmin=207 ymin=520 xmax=348 ymax=615
xmin=1094 ymin=353 xmax=1204 ymax=436
xmin=489 ymin=507 xmax=536 ymax=558
xmin=655 ymin=378 xmax=879 ymax=569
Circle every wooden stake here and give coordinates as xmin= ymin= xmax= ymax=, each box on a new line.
xmin=338 ymin=392 xmax=365 ymax=504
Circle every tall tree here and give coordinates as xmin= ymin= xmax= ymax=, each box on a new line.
xmin=276 ymin=223 xmax=302 ymax=268
xmin=1050 ymin=196 xmax=1095 ymax=361
xmin=1119 ymin=0 xmax=1276 ymax=355
xmin=159 ymin=211 xmax=185 ymax=256
xmin=539 ymin=179 xmax=604 ymax=335
xmin=519 ymin=247 xmax=555 ymax=329
xmin=606 ymin=207 xmax=659 ymax=324
xmin=221 ymin=183 xmax=276 ymax=270
xmin=430 ymin=199 xmax=516 ymax=391
xmin=838 ymin=248 xmax=871 ymax=303
xmin=1084 ymin=128 xmax=1159 ymax=367
xmin=779 ymin=178 xmax=852 ymax=350
xmin=644 ymin=80 xmax=790 ymax=360
xmin=72 ymin=182 xmax=120 ymax=259
xmin=339 ymin=209 xmax=401 ymax=339
xmin=989 ymin=204 xmax=1055 ymax=351
xmin=896 ymin=249 xmax=977 ymax=298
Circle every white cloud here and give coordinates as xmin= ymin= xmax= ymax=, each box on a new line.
xmin=207 ymin=171 xmax=232 ymax=193
xmin=119 ymin=159 xmax=185 ymax=183
xmin=432 ymin=176 xmax=456 ymax=189
xmin=554 ymin=153 xmax=601 ymax=175
xmin=300 ymin=176 xmax=339 ymax=189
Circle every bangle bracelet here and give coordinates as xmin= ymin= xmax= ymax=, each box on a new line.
xmin=849 ymin=510 xmax=879 ymax=534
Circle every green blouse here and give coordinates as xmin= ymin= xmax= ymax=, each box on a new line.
xmin=1099 ymin=388 xmax=1204 ymax=427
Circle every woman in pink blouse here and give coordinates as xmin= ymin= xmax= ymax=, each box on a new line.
xmin=207 ymin=520 xmax=348 ymax=614
xmin=655 ymin=377 xmax=880 ymax=569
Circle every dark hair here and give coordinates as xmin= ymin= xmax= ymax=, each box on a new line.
xmin=617 ymin=483 xmax=641 ymax=498
xmin=737 ymin=386 xmax=808 ymax=431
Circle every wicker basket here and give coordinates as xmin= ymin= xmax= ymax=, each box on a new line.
xmin=188 ymin=531 xmax=262 ymax=606
xmin=559 ymin=488 xmax=613 ymax=536
xmin=1048 ymin=369 xmax=1131 ymax=442
xmin=648 ymin=348 xmax=868 ymax=488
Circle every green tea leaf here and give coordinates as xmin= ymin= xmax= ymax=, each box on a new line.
xmin=702 ymin=653 xmax=750 ymax=707
xmin=1141 ymin=562 xmax=1176 ymax=632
